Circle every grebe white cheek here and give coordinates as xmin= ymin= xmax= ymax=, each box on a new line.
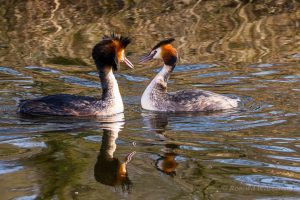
xmin=153 ymin=48 xmax=162 ymax=59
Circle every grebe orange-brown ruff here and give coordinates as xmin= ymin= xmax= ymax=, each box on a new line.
xmin=140 ymin=38 xmax=239 ymax=112
xmin=19 ymin=34 xmax=134 ymax=116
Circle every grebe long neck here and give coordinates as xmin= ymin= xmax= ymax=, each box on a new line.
xmin=97 ymin=66 xmax=124 ymax=114
xmin=159 ymin=64 xmax=174 ymax=79
xmin=149 ymin=64 xmax=174 ymax=92
xmin=141 ymin=64 xmax=174 ymax=110
xmin=99 ymin=68 xmax=122 ymax=102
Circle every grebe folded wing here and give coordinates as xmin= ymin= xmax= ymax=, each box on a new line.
xmin=19 ymin=94 xmax=99 ymax=116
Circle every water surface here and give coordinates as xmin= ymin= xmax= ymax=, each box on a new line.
xmin=0 ymin=0 xmax=300 ymax=199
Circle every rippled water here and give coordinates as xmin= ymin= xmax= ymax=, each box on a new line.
xmin=0 ymin=1 xmax=300 ymax=199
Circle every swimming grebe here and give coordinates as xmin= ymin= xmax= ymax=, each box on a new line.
xmin=19 ymin=34 xmax=134 ymax=116
xmin=140 ymin=38 xmax=239 ymax=112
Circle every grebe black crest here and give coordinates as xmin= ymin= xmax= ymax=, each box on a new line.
xmin=139 ymin=38 xmax=239 ymax=112
xmin=93 ymin=34 xmax=133 ymax=71
xmin=19 ymin=34 xmax=133 ymax=116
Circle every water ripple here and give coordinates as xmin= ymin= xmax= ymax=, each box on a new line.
xmin=266 ymin=155 xmax=300 ymax=163
xmin=251 ymin=145 xmax=295 ymax=153
xmin=121 ymin=74 xmax=149 ymax=82
xmin=180 ymin=145 xmax=207 ymax=151
xmin=0 ymin=161 xmax=23 ymax=175
xmin=0 ymin=138 xmax=46 ymax=148
xmin=25 ymin=66 xmax=60 ymax=74
xmin=249 ymin=63 xmax=283 ymax=68
xmin=59 ymin=76 xmax=100 ymax=88
xmin=0 ymin=66 xmax=22 ymax=76
xmin=15 ymin=194 xmax=38 ymax=200
xmin=83 ymin=135 xmax=102 ymax=142
xmin=153 ymin=64 xmax=217 ymax=73
xmin=214 ymin=159 xmax=300 ymax=173
xmin=251 ymin=70 xmax=279 ymax=76
xmin=194 ymin=71 xmax=232 ymax=78
xmin=234 ymin=175 xmax=300 ymax=192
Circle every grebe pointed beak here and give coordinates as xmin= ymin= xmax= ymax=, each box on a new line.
xmin=123 ymin=56 xmax=134 ymax=69
xmin=139 ymin=52 xmax=155 ymax=64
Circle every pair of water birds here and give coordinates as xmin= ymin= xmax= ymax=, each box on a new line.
xmin=19 ymin=34 xmax=239 ymax=116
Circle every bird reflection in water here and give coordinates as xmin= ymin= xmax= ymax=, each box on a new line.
xmin=94 ymin=113 xmax=136 ymax=192
xmin=155 ymin=144 xmax=178 ymax=177
xmin=142 ymin=112 xmax=179 ymax=176
xmin=143 ymin=111 xmax=233 ymax=177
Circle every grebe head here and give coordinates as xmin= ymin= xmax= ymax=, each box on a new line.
xmin=140 ymin=38 xmax=177 ymax=66
xmin=92 ymin=34 xmax=134 ymax=71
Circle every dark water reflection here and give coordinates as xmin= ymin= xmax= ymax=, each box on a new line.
xmin=0 ymin=0 xmax=300 ymax=199
xmin=93 ymin=114 xmax=135 ymax=192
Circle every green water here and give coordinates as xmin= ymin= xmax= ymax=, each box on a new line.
xmin=0 ymin=0 xmax=300 ymax=199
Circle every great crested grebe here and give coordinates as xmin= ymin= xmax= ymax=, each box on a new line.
xmin=140 ymin=38 xmax=239 ymax=112
xmin=19 ymin=34 xmax=134 ymax=116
